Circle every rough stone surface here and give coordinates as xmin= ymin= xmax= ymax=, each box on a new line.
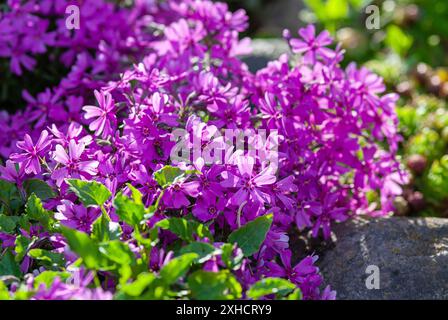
xmin=318 ymin=217 xmax=448 ymax=300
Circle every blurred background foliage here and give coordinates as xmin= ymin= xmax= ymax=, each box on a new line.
xmin=229 ymin=0 xmax=448 ymax=217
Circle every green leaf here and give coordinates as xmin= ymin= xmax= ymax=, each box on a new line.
xmin=23 ymin=179 xmax=56 ymax=200
xmin=91 ymin=212 xmax=122 ymax=242
xmin=25 ymin=194 xmax=51 ymax=229
xmin=113 ymin=186 xmax=145 ymax=227
xmin=326 ymin=0 xmax=348 ymax=20
xmin=0 ymin=251 xmax=21 ymax=278
xmin=0 ymin=179 xmax=22 ymax=214
xmin=118 ymin=273 xmax=156 ymax=298
xmin=153 ymin=166 xmax=184 ymax=188
xmin=33 ymin=271 xmax=69 ymax=289
xmin=385 ymin=25 xmax=413 ymax=57
xmin=0 ymin=281 xmax=10 ymax=300
xmin=61 ymin=226 xmax=108 ymax=270
xmin=156 ymin=217 xmax=213 ymax=242
xmin=27 ymin=249 xmax=65 ymax=268
xmin=99 ymin=240 xmax=135 ymax=266
xmin=286 ymin=288 xmax=303 ymax=300
xmin=247 ymin=278 xmax=296 ymax=299
xmin=14 ymin=235 xmax=32 ymax=262
xmin=159 ymin=253 xmax=198 ymax=285
xmin=0 ymin=214 xmax=19 ymax=234
xmin=228 ymin=214 xmax=273 ymax=257
xmin=188 ymin=270 xmax=242 ymax=300
xmin=179 ymin=242 xmax=218 ymax=263
xmin=66 ymin=179 xmax=111 ymax=207
xmin=220 ymin=243 xmax=243 ymax=271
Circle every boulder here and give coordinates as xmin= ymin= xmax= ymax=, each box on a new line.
xmin=318 ymin=217 xmax=448 ymax=299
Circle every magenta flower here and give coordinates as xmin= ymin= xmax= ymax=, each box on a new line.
xmin=223 ymin=156 xmax=276 ymax=206
xmin=266 ymin=250 xmax=318 ymax=282
xmin=10 ymin=130 xmax=52 ymax=175
xmin=82 ymin=90 xmax=117 ymax=138
xmin=51 ymin=140 xmax=99 ymax=186
xmin=55 ymin=200 xmax=100 ymax=233
xmin=192 ymin=196 xmax=226 ymax=222
xmin=162 ymin=180 xmax=200 ymax=209
xmin=289 ymin=24 xmax=335 ymax=63
xmin=0 ymin=160 xmax=25 ymax=185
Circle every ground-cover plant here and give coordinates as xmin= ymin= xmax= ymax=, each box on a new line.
xmin=299 ymin=0 xmax=448 ymax=216
xmin=0 ymin=0 xmax=404 ymax=300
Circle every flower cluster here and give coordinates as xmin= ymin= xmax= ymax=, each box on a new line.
xmin=0 ymin=0 xmax=150 ymax=157
xmin=0 ymin=0 xmax=405 ymax=300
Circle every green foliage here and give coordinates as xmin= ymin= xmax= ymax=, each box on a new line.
xmin=66 ymin=179 xmax=111 ymax=207
xmin=23 ymin=179 xmax=56 ymax=201
xmin=0 ymin=180 xmax=301 ymax=301
xmin=60 ymin=226 xmax=110 ymax=270
xmin=179 ymin=242 xmax=219 ymax=263
xmin=228 ymin=214 xmax=273 ymax=257
xmin=0 ymin=251 xmax=21 ymax=278
xmin=188 ymin=270 xmax=242 ymax=300
xmin=113 ymin=185 xmax=145 ymax=228
xmin=247 ymin=278 xmax=300 ymax=300
xmin=159 ymin=253 xmax=198 ymax=285
xmin=0 ymin=179 xmax=22 ymax=215
xmin=0 ymin=214 xmax=19 ymax=233
xmin=25 ymin=194 xmax=52 ymax=230
xmin=385 ymin=25 xmax=413 ymax=57
xmin=156 ymin=217 xmax=213 ymax=242
xmin=220 ymin=243 xmax=244 ymax=270
xmin=424 ymin=155 xmax=448 ymax=202
xmin=153 ymin=165 xmax=185 ymax=188
xmin=27 ymin=249 xmax=65 ymax=269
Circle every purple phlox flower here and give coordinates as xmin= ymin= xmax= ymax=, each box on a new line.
xmin=223 ymin=156 xmax=276 ymax=206
xmin=163 ymin=18 xmax=206 ymax=55
xmin=10 ymin=130 xmax=52 ymax=175
xmin=8 ymin=40 xmax=36 ymax=75
xmin=320 ymin=285 xmax=336 ymax=300
xmin=55 ymin=200 xmax=100 ymax=233
xmin=0 ymin=160 xmax=25 ymax=185
xmin=162 ymin=178 xmax=200 ymax=209
xmin=269 ymin=175 xmax=298 ymax=209
xmin=192 ymin=195 xmax=226 ymax=222
xmin=194 ymin=160 xmax=225 ymax=198
xmin=0 ymin=232 xmax=16 ymax=249
xmin=146 ymin=91 xmax=178 ymax=126
xmin=125 ymin=113 xmax=158 ymax=146
xmin=33 ymin=269 xmax=113 ymax=300
xmin=196 ymin=72 xmax=237 ymax=112
xmin=307 ymin=192 xmax=348 ymax=239
xmin=149 ymin=247 xmax=174 ymax=272
xmin=51 ymin=140 xmax=99 ymax=186
xmin=261 ymin=227 xmax=290 ymax=260
xmin=346 ymin=63 xmax=386 ymax=108
xmin=289 ymin=24 xmax=335 ymax=64
xmin=49 ymin=122 xmax=92 ymax=148
xmin=129 ymin=164 xmax=160 ymax=206
xmin=65 ymin=95 xmax=86 ymax=124
xmin=23 ymin=89 xmax=63 ymax=128
xmin=259 ymin=92 xmax=283 ymax=129
xmin=208 ymin=95 xmax=250 ymax=129
xmin=83 ymin=90 xmax=117 ymax=138
xmin=265 ymin=250 xmax=320 ymax=287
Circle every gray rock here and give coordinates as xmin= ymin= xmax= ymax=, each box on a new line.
xmin=318 ymin=217 xmax=448 ymax=299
